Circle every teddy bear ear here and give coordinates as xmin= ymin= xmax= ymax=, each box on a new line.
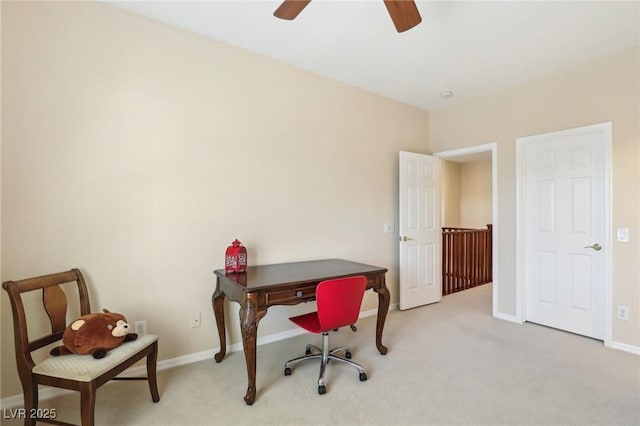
xmin=71 ymin=319 xmax=85 ymax=331
xmin=102 ymin=308 xmax=111 ymax=313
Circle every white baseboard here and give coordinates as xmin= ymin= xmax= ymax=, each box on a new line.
xmin=606 ymin=340 xmax=640 ymax=355
xmin=1 ymin=303 xmax=396 ymax=409
xmin=493 ymin=311 xmax=522 ymax=323
xmin=493 ymin=316 xmax=640 ymax=356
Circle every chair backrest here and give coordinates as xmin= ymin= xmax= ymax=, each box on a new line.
xmin=316 ymin=275 xmax=367 ymax=331
xmin=2 ymin=269 xmax=91 ymax=375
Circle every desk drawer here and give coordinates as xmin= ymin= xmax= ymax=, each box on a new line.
xmin=265 ymin=286 xmax=316 ymax=305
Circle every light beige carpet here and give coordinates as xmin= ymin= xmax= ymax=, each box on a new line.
xmin=3 ymin=284 xmax=639 ymax=425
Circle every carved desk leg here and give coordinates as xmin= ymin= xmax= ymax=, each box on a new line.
xmin=212 ymin=282 xmax=227 ymax=363
xmin=239 ymin=294 xmax=266 ymax=405
xmin=374 ymin=278 xmax=390 ymax=355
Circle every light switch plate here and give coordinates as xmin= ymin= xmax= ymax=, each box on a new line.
xmin=617 ymin=228 xmax=629 ymax=243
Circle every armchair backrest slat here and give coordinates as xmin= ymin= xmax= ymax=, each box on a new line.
xmin=2 ymin=268 xmax=91 ymax=372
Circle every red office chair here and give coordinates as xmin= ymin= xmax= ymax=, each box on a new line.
xmin=284 ymin=275 xmax=368 ymax=395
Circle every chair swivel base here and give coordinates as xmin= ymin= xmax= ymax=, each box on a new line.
xmin=284 ymin=331 xmax=367 ymax=395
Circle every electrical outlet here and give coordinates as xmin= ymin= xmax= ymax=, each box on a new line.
xmin=191 ymin=312 xmax=201 ymax=328
xmin=617 ymin=306 xmax=629 ymax=321
xmin=134 ymin=320 xmax=147 ymax=336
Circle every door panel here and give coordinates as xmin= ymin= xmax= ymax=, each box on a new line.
xmin=399 ymin=151 xmax=441 ymax=310
xmin=521 ymin=123 xmax=609 ymax=340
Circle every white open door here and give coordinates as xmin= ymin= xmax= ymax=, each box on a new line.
xmin=399 ymin=151 xmax=442 ymax=310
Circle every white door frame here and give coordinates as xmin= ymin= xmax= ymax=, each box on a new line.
xmin=434 ymin=143 xmax=500 ymax=319
xmin=515 ymin=122 xmax=613 ymax=345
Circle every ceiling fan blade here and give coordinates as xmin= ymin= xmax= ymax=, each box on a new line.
xmin=274 ymin=0 xmax=312 ymax=20
xmin=383 ymin=0 xmax=422 ymax=33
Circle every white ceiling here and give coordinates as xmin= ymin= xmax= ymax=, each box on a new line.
xmin=109 ymin=1 xmax=639 ymax=111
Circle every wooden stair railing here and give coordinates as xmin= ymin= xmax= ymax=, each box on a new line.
xmin=442 ymin=225 xmax=492 ymax=295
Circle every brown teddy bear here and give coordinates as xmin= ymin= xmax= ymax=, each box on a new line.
xmin=50 ymin=309 xmax=138 ymax=359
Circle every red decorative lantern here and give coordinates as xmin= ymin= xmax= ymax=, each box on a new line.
xmin=225 ymin=239 xmax=247 ymax=273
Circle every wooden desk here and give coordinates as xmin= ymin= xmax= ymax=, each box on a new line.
xmin=212 ymin=258 xmax=389 ymax=405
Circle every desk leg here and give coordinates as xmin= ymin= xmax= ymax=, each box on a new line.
xmin=212 ymin=284 xmax=226 ymax=363
xmin=374 ymin=281 xmax=390 ymax=355
xmin=239 ymin=295 xmax=266 ymax=405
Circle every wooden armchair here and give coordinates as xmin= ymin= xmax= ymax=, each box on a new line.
xmin=2 ymin=268 xmax=160 ymax=426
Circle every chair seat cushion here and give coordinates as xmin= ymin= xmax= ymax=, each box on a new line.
xmin=33 ymin=334 xmax=158 ymax=382
xmin=289 ymin=312 xmax=322 ymax=333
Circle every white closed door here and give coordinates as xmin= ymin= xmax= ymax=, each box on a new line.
xmin=520 ymin=123 xmax=610 ymax=340
xmin=399 ymin=151 xmax=442 ymax=310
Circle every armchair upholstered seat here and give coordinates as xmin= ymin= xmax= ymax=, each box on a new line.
xmin=32 ymin=334 xmax=158 ymax=382
xmin=2 ymin=268 xmax=160 ymax=426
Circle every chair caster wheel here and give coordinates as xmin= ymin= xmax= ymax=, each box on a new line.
xmin=284 ymin=367 xmax=292 ymax=376
xmin=318 ymin=385 xmax=326 ymax=395
xmin=345 ymin=351 xmax=352 ymax=359
xmin=359 ymin=372 xmax=367 ymax=381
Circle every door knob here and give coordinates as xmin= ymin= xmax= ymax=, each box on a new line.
xmin=583 ymin=243 xmax=602 ymax=251
xmin=400 ymin=236 xmax=413 ymax=241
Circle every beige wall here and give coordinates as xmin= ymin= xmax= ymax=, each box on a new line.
xmin=442 ymin=161 xmax=461 ymax=227
xmin=442 ymin=159 xmax=492 ymax=229
xmin=459 ymin=159 xmax=492 ymax=229
xmin=1 ymin=2 xmax=429 ymax=398
xmin=428 ymin=46 xmax=640 ymax=345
